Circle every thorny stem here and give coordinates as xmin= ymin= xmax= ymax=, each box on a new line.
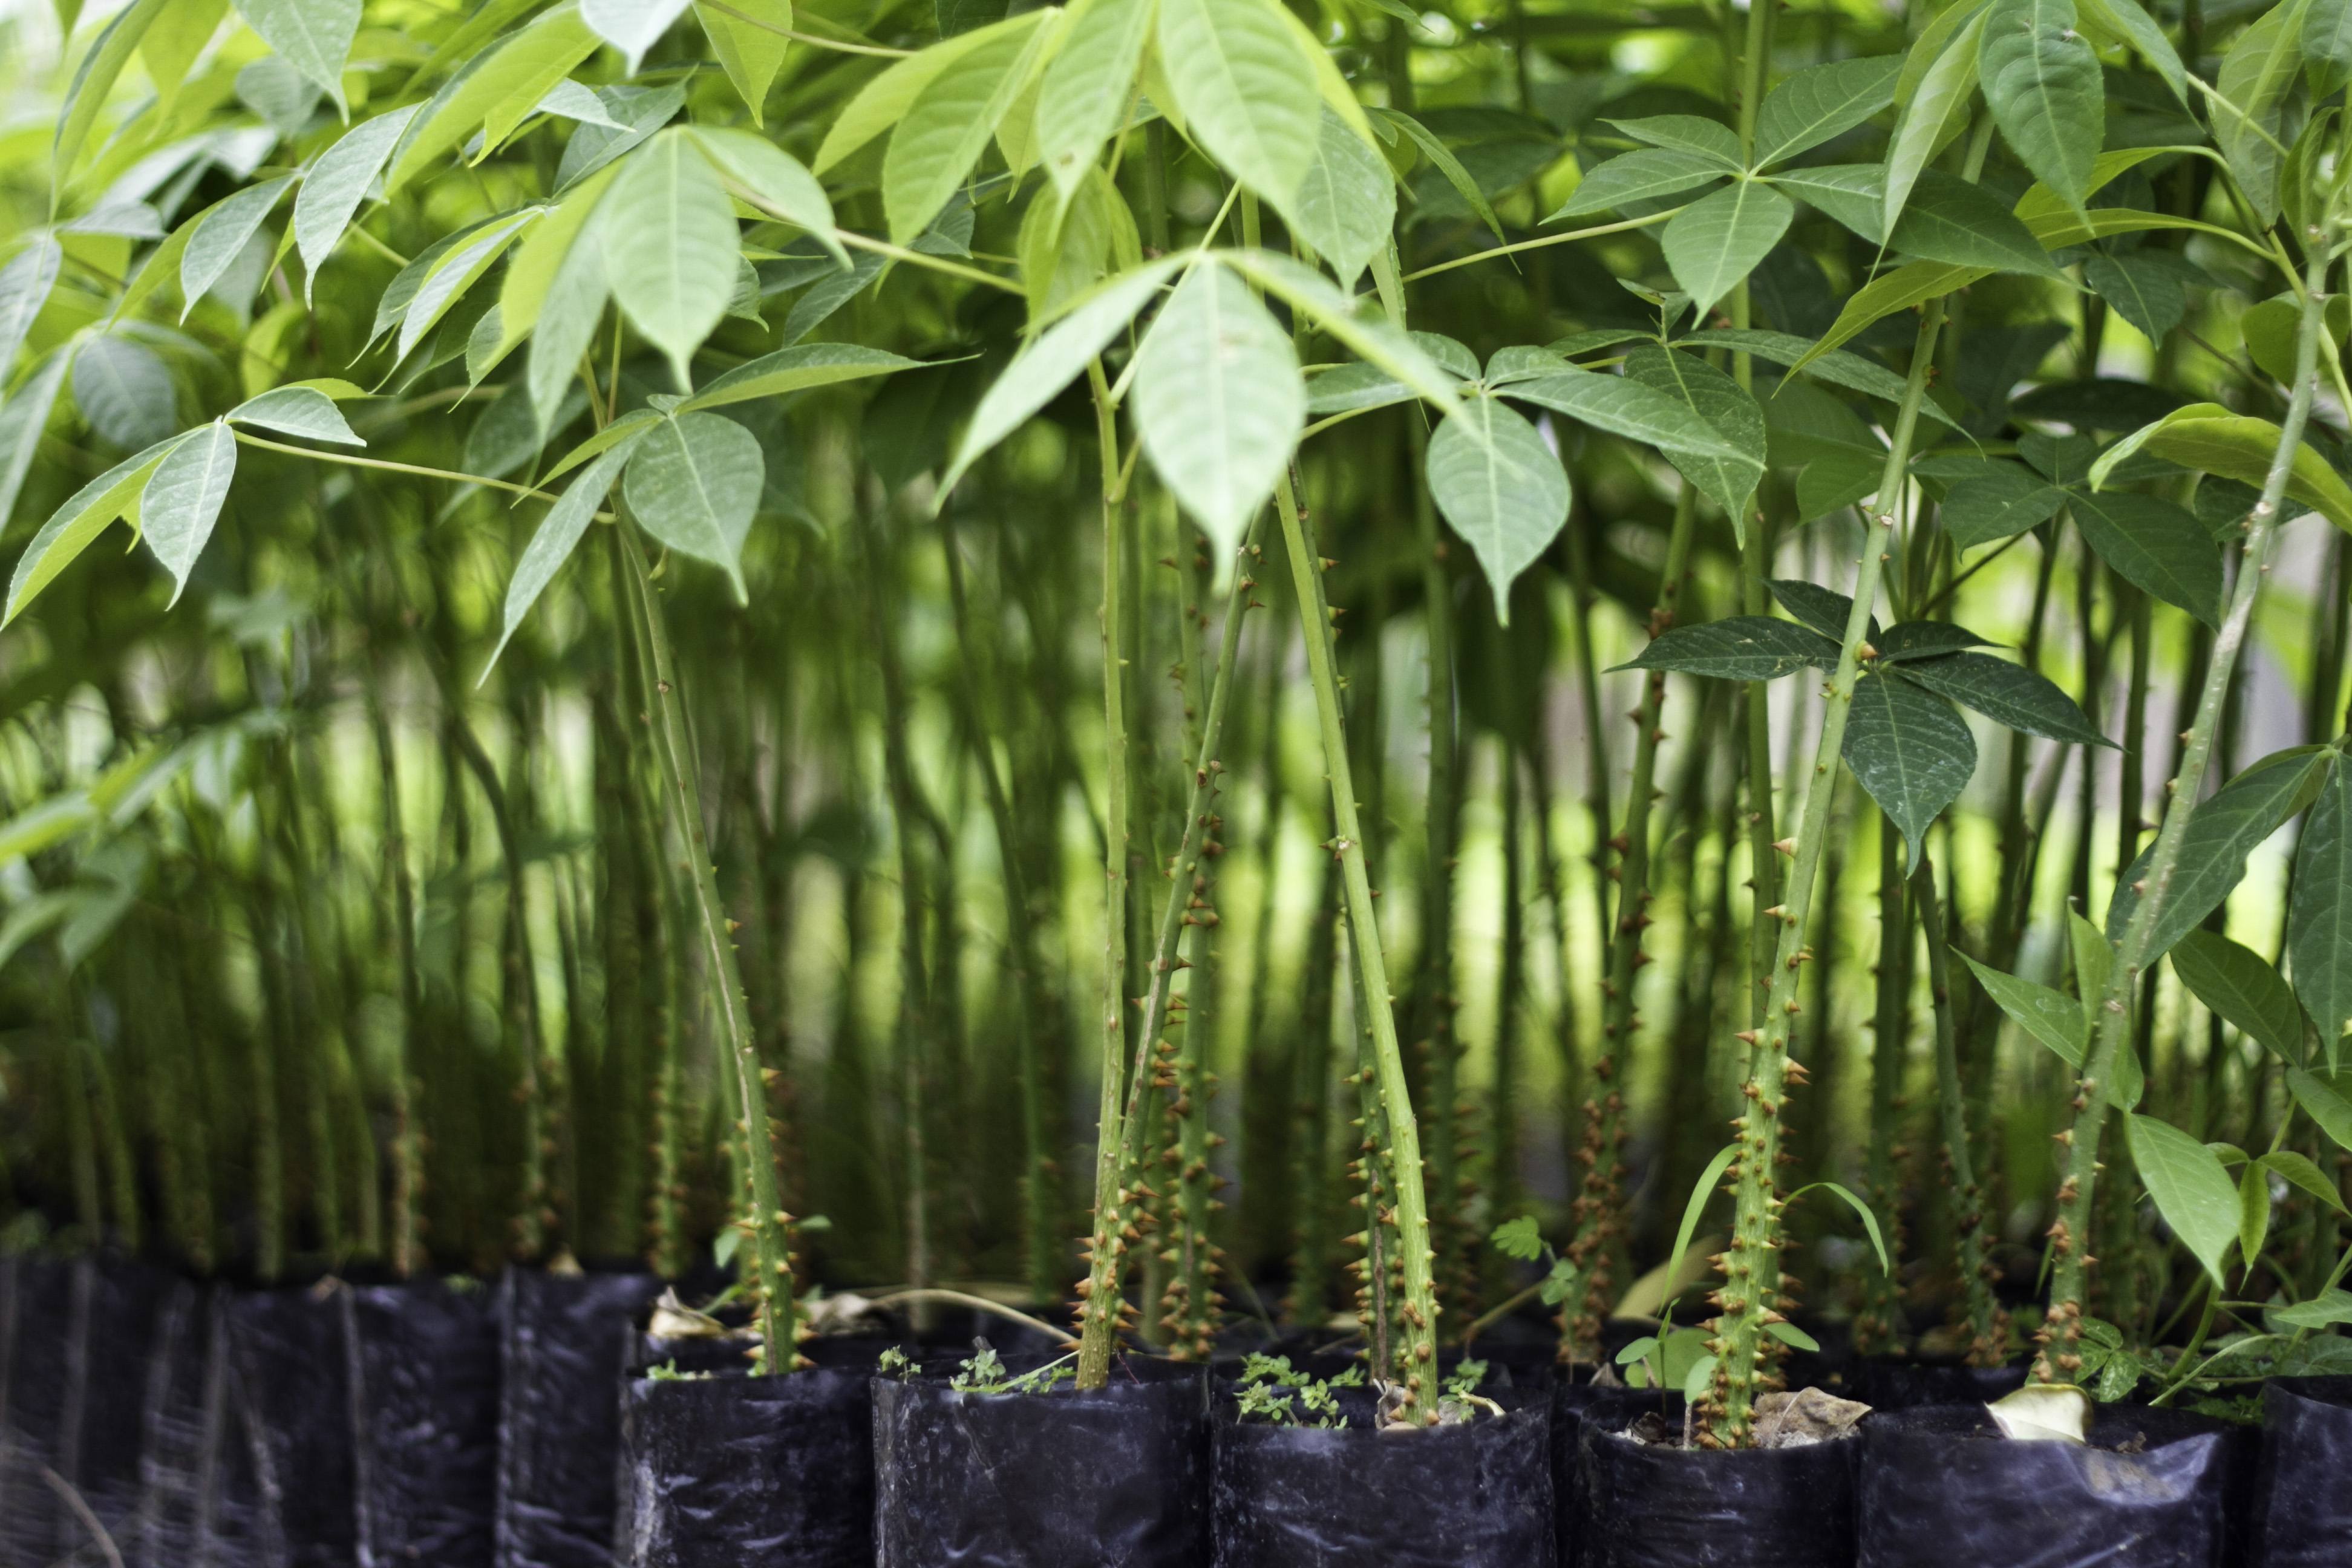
xmin=1276 ymin=463 xmax=1442 ymax=1416
xmin=1707 ymin=298 xmax=1948 ymax=1445
xmin=617 ymin=524 xmax=794 ymax=1371
xmin=1913 ymin=857 xmax=2007 ymax=1365
xmin=2036 ymin=235 xmax=2333 ymax=1380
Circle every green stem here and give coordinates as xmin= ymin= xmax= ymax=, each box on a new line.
xmin=2037 ymin=240 xmax=2332 ymax=1379
xmin=1276 ymin=462 xmax=1442 ymax=1416
xmin=1709 ymin=297 xmax=1949 ymax=1445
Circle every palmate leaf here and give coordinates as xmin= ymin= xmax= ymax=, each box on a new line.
xmin=54 ymin=0 xmax=172 ymax=189
xmin=2213 ymin=0 xmax=2304 ymax=223
xmin=181 ymin=175 xmax=299 ymax=321
xmin=1605 ymin=116 xmax=1741 ymax=163
xmin=1883 ymin=1 xmax=1986 ymax=235
xmin=2171 ymin=929 xmax=2309 ymax=1065
xmin=1891 ymin=650 xmax=2106 ymax=745
xmin=226 ymin=384 xmax=364 ymax=446
xmin=2128 ymin=1114 xmax=2239 ymax=1287
xmin=1132 ymin=264 xmax=1303 ymax=557
xmin=1751 ymin=56 xmax=1900 ymax=169
xmin=1618 ymin=616 xmax=1839 ymax=681
xmin=2091 ymin=405 xmax=2352 ymax=536
xmin=0 ymin=354 xmax=71 ymax=528
xmin=1676 ymin=329 xmax=1964 ymax=435
xmin=1377 ymin=111 xmax=1506 ymax=243
xmin=1843 ymin=670 xmax=1978 ymax=866
xmin=1796 ymin=261 xmax=1987 ymax=368
xmin=1940 ymin=462 xmax=2067 ymax=548
xmin=1614 ymin=345 xmax=1767 ymax=534
xmin=1506 ymin=364 xmax=1749 ymax=465
xmin=2108 ymin=749 xmax=2335 ymax=961
xmin=1959 ymin=952 xmax=2088 ymax=1068
xmin=581 ymin=0 xmax=694 ymax=71
xmin=1766 ymin=579 xmax=1874 ymax=644
xmin=2290 ymin=762 xmax=2352 ymax=1061
xmin=384 ymin=4 xmax=604 ymax=198
xmin=1659 ymin=181 xmax=1792 ymax=324
xmin=2084 ymin=252 xmax=2189 ymax=344
xmin=1424 ymin=396 xmax=1569 ymax=624
xmin=1979 ymin=0 xmax=2103 ymax=214
xmin=74 ymin=337 xmax=176 ymax=452
xmin=1874 ymin=621 xmax=1997 ymax=662
xmin=623 ymin=413 xmax=765 ymax=600
xmin=696 ymin=0 xmax=792 ymax=125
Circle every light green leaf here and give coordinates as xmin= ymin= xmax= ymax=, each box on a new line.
xmin=1218 ymin=250 xmax=1466 ymax=421
xmin=2262 ymin=1151 xmax=2348 ymax=1215
xmin=1959 ymin=952 xmax=2087 ymax=1067
xmin=74 ymin=337 xmax=176 ymax=452
xmin=1979 ymin=0 xmax=2103 ymax=214
xmin=1425 ymin=396 xmax=1570 ymax=623
xmin=1619 ymin=616 xmax=1840 ymax=681
xmin=292 ymin=107 xmax=419 ymax=301
xmin=139 ymin=420 xmax=236 ymax=604
xmin=384 ymin=4 xmax=603 ymax=198
xmin=1660 ymin=181 xmax=1792 ymax=324
xmin=2292 ymin=762 xmax=2352 ymax=1062
xmin=2129 ymin=1113 xmax=2243 ymax=1286
xmin=0 ymin=354 xmax=71 ymax=527
xmin=524 ymin=225 xmax=609 ymax=436
xmin=2092 ymin=406 xmax=2352 ymax=537
xmin=2213 ymin=0 xmax=2304 ymax=224
xmin=1553 ymin=148 xmax=1723 ymax=217
xmin=940 ymin=257 xmax=1183 ymax=497
xmin=696 ymin=0 xmax=791 ymax=124
xmin=0 ymin=238 xmax=63 ymax=376
xmin=2067 ymin=489 xmax=2222 ymax=627
xmin=1892 ymin=650 xmax=2106 ymax=746
xmin=815 ymin=24 xmax=1002 ymax=172
xmin=2309 ymin=0 xmax=2352 ymax=94
xmin=1506 ymin=364 xmax=1749 ymax=464
xmin=1772 ymin=163 xmax=1890 ymax=243
xmin=883 ymin=10 xmax=1056 ymax=243
xmin=688 ymin=128 xmax=843 ymax=265
xmin=602 ymin=133 xmax=739 ymax=385
xmin=1763 ymin=1321 xmax=1820 ymax=1351
xmin=1616 ymin=344 xmax=1767 ymax=530
xmin=622 ymin=413 xmax=764 ymax=599
xmin=1753 ymin=55 xmax=1901 ymax=168
xmin=2172 ymin=929 xmax=2308 ymax=1065
xmin=488 ymin=429 xmax=650 ymax=673
xmin=1791 ymin=1181 xmax=1892 ymax=1273
xmin=1034 ymin=0 xmax=1154 ymax=199
xmin=1605 ymin=115 xmax=1740 ymax=164
xmin=680 ymin=344 xmax=921 ymax=411
xmin=1666 ymin=1143 xmax=1741 ymax=1318
xmin=1019 ymin=166 xmax=1126 ymax=320
xmin=1844 ymin=671 xmax=1977 ymax=866
xmin=2077 ymin=0 xmax=2186 ymax=104
xmin=1376 ymin=110 xmax=1506 ymax=243
xmin=1798 ymin=261 xmax=1989 ymax=368
xmin=1285 ymin=109 xmax=1394 ymax=291
xmin=226 ymin=385 xmax=364 ymax=446
xmin=1305 ymin=363 xmax=1411 ymax=416
xmin=1884 ymin=4 xmax=1986 ymax=236
xmin=581 ymin=0 xmax=692 ymax=71
xmin=1132 ymin=264 xmax=1303 ymax=557
xmin=180 ymin=176 xmax=298 ymax=322
xmin=2288 ymin=1065 xmax=2352 ymax=1152
xmin=1889 ymin=170 xmax=2066 ymax=278
xmin=2108 ymin=750 xmax=2334 ymax=960
xmin=234 ymin=0 xmax=360 ymax=112
xmin=397 ymin=211 xmax=538 ymax=363
xmin=1157 ymin=0 xmax=1321 ymax=209
xmin=54 ymin=0 xmax=171 ymax=189
xmin=4 ymin=436 xmax=184 ymax=626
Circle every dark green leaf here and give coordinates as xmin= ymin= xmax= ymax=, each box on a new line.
xmin=1614 ymin=345 xmax=1767 ymax=534
xmin=2108 ymin=750 xmax=2334 ymax=959
xmin=1979 ymin=0 xmax=2104 ymax=213
xmin=2288 ymin=1065 xmax=2352 ymax=1153
xmin=1889 ymin=169 xmax=2066 ymax=278
xmin=2291 ymin=761 xmax=2352 ymax=1062
xmin=1618 ymin=616 xmax=1840 ymax=681
xmin=2171 ymin=929 xmax=2310 ymax=1065
xmin=1892 ymin=650 xmax=2108 ymax=746
xmin=1959 ymin=952 xmax=2088 ymax=1067
xmin=1768 ymin=579 xmax=1873 ymax=644
xmin=1553 ymin=148 xmax=1725 ymax=217
xmin=1660 ymin=181 xmax=1793 ymax=323
xmin=2084 ymin=252 xmax=2187 ymax=344
xmin=1752 ymin=56 xmax=1901 ymax=168
xmin=2067 ymin=489 xmax=2222 ymax=627
xmin=1797 ymin=452 xmax=1883 ymax=521
xmin=1844 ymin=671 xmax=1978 ymax=864
xmin=2128 ymin=1114 xmax=2239 ymax=1286
xmin=1875 ymin=621 xmax=1998 ymax=661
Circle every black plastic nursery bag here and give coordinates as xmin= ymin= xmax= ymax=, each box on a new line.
xmin=0 ymin=1257 xmax=76 ymax=1566
xmin=1855 ymin=1403 xmax=2244 ymax=1568
xmin=1578 ymin=1394 xmax=1859 ymax=1568
xmin=1210 ymin=1390 xmax=1553 ymax=1567
xmin=873 ymin=1354 xmax=1212 ymax=1568
xmin=64 ymin=1261 xmax=174 ymax=1557
xmin=225 ymin=1284 xmax=359 ymax=1568
xmin=494 ymin=1269 xmax=662 ymax=1568
xmin=2242 ymin=1376 xmax=2352 ymax=1568
xmin=348 ymin=1280 xmax=501 ymax=1568
xmin=617 ymin=1339 xmax=881 ymax=1568
xmin=1551 ymin=1379 xmax=1615 ymax=1568
xmin=131 ymin=1279 xmax=210 ymax=1568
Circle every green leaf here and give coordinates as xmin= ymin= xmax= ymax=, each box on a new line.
xmin=2292 ymin=761 xmax=2352 ymax=1061
xmin=1490 ymin=1215 xmax=1544 ymax=1260
xmin=2129 ymin=1114 xmax=2242 ymax=1286
xmin=1752 ymin=56 xmax=1901 ymax=168
xmin=1425 ymin=396 xmax=1570 ymax=624
xmin=1793 ymin=1181 xmax=1892 ymax=1273
xmin=234 ymin=0 xmax=360 ymax=113
xmin=1667 ymin=1142 xmax=1742 ymax=1316
xmin=1979 ymin=0 xmax=2103 ymax=214
xmin=941 ymin=258 xmax=1181 ymax=495
xmin=696 ymin=0 xmax=791 ymax=124
xmin=2077 ymin=0 xmax=2186 ymax=105
xmin=139 ymin=421 xmax=236 ymax=604
xmin=1883 ymin=4 xmax=1987 ymax=237
xmin=1034 ymin=0 xmax=1153 ymax=198
xmin=1660 ymin=181 xmax=1792 ymax=325
xmin=1507 ymin=362 xmax=1751 ymax=465
xmin=2171 ymin=929 xmax=2308 ymax=1065
xmin=2213 ymin=0 xmax=2304 ymax=223
xmin=385 ymin=4 xmax=603 ymax=196
xmin=2092 ymin=406 xmax=2352 ymax=537
xmin=292 ymin=108 xmax=419 ymax=301
xmin=74 ymin=338 xmax=176 ymax=452
xmin=180 ymin=176 xmax=298 ymax=322
xmin=1377 ymin=111 xmax=1506 ymax=243
xmin=2309 ymin=0 xmax=2352 ymax=95
xmin=54 ymin=0 xmax=171 ymax=190
xmin=1218 ymin=251 xmax=1466 ymax=420
xmin=1844 ymin=671 xmax=1978 ymax=866
xmin=0 ymin=354 xmax=71 ymax=528
xmin=2107 ymin=750 xmax=2334 ymax=960
xmin=1940 ymin=464 xmax=2068 ymax=548
xmin=1960 ymin=951 xmax=2089 ymax=1067
xmin=884 ymin=10 xmax=1056 ymax=243
xmin=2288 ymin=1065 xmax=2352 ymax=1152
xmin=397 ymin=211 xmax=538 ymax=363
xmin=1771 ymin=163 xmax=1889 ymax=244
xmin=2262 ymin=1151 xmax=2348 ymax=1215
xmin=1287 ymin=109 xmax=1394 ymax=291
xmin=581 ymin=0 xmax=691 ymax=71
xmin=817 ymin=25 xmax=1003 ymax=172
xmin=2066 ymin=489 xmax=2222 ymax=628
xmin=1553 ymin=148 xmax=1723 ymax=217
xmin=622 ymin=413 xmax=764 ymax=599
xmin=1892 ymin=649 xmax=2107 ymax=746
xmin=1133 ymin=264 xmax=1302 ymax=557
xmin=1797 ymin=261 xmax=1987 ymax=368
xmin=226 ymin=385 xmax=364 ymax=446
xmin=2083 ymin=252 xmax=2186 ymax=344
xmin=1619 ymin=616 xmax=1840 ymax=681
xmin=489 ymin=428 xmax=650 ymax=673
xmin=2238 ymin=1158 xmax=2270 ymax=1270
xmin=689 ymin=129 xmax=843 ymax=266
xmin=1768 ymin=579 xmax=1871 ymax=644
xmin=524 ymin=220 xmax=609 ymax=435
xmin=1305 ymin=363 xmax=1412 ymax=416
xmin=0 ymin=238 xmax=62 ymax=377
xmin=1605 ymin=116 xmax=1741 ymax=165
xmin=602 ymin=134 xmax=739 ymax=386
xmin=1614 ymin=345 xmax=1768 ymax=531
xmin=680 ymin=344 xmax=920 ymax=413
xmin=1888 ymin=170 xmax=2066 ymax=279
xmin=1677 ymin=328 xmax=1963 ymax=434
xmin=1763 ymin=1320 xmax=1820 ymax=1351
xmin=1157 ymin=0 xmax=1320 ymax=209
xmin=3 ymin=436 xmax=183 ymax=626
